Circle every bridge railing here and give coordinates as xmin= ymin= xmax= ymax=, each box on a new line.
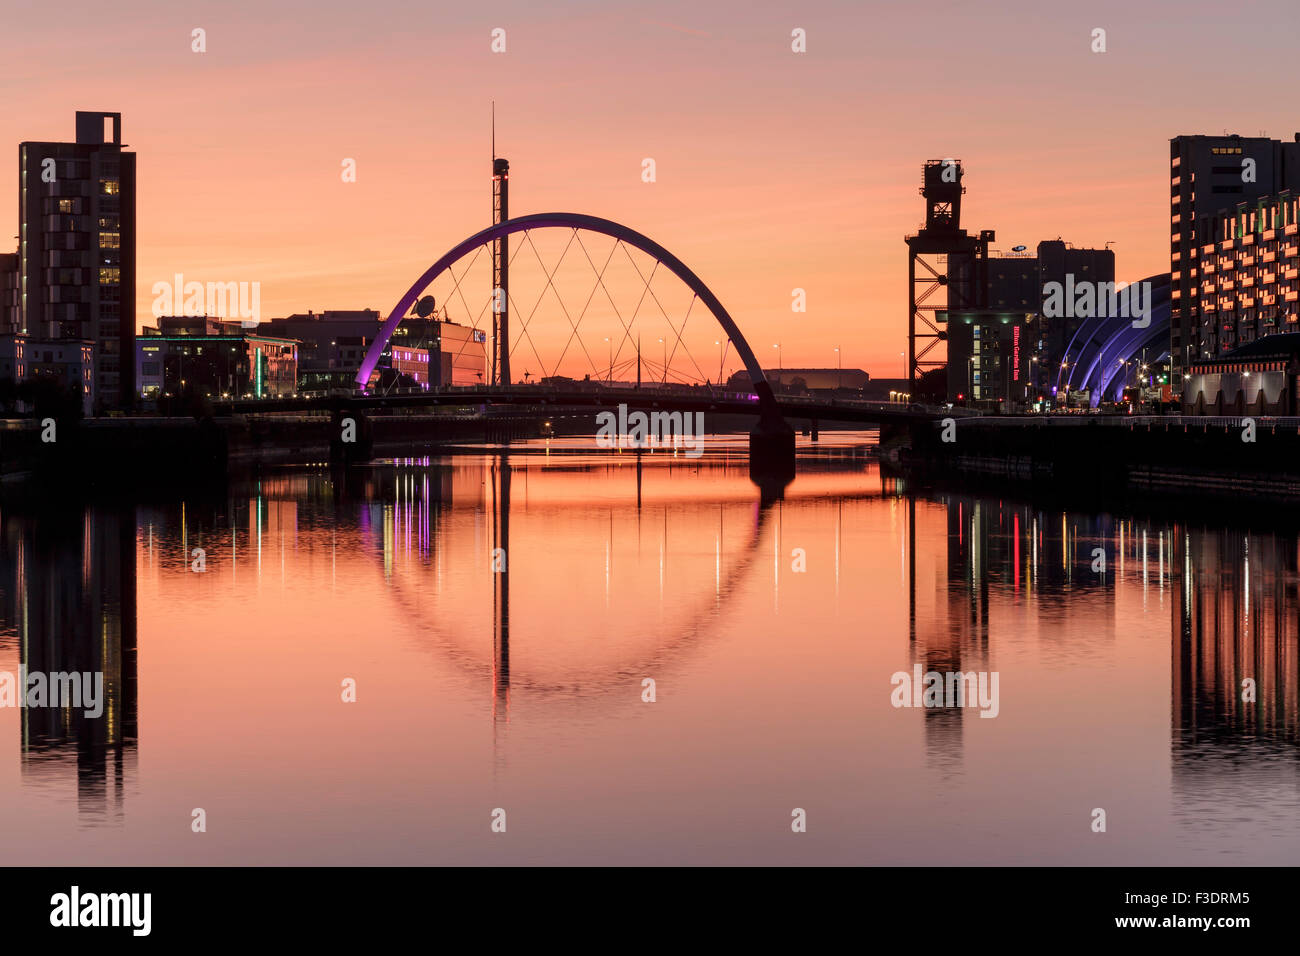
xmin=218 ymin=381 xmax=958 ymax=419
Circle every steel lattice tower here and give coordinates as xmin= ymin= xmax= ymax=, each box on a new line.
xmin=905 ymin=159 xmax=991 ymax=393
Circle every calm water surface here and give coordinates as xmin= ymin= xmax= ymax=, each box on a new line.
xmin=1 ymin=431 xmax=1297 ymax=864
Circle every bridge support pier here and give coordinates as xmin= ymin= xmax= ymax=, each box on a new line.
xmin=749 ymin=385 xmax=795 ymax=494
xmin=330 ymin=408 xmax=374 ymax=465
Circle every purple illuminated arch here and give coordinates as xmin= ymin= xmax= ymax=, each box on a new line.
xmin=355 ymin=212 xmax=772 ymax=399
xmin=1056 ymin=274 xmax=1171 ymax=405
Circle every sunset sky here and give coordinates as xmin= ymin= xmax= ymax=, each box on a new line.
xmin=4 ymin=0 xmax=1298 ymax=378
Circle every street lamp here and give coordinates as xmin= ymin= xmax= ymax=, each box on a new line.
xmin=834 ymin=346 xmax=841 ymax=390
xmin=604 ymin=337 xmax=611 ymax=382
xmin=773 ymin=342 xmax=781 ymax=373
xmin=659 ymin=337 xmax=666 ymax=383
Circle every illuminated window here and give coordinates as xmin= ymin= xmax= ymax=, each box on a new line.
xmin=98 ymin=267 xmax=120 ymax=285
xmin=99 ymin=179 xmax=120 ymax=196
xmin=57 ymin=199 xmax=75 ymax=213
xmin=99 ymin=232 xmax=120 ymax=249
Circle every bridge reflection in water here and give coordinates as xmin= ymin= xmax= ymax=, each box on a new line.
xmin=0 ymin=444 xmax=1295 ymax=860
xmin=370 ymin=450 xmax=784 ymax=772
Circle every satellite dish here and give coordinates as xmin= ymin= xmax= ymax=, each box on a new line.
xmin=413 ymin=295 xmax=436 ymax=319
xmin=1012 ymin=245 xmax=1027 ymax=252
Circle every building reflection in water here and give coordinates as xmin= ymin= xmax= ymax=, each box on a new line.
xmin=909 ymin=492 xmax=1298 ymax=783
xmin=1171 ymin=527 xmax=1300 ymax=825
xmin=4 ymin=450 xmax=1295 ymax=831
xmin=0 ymin=505 xmax=138 ymax=823
xmin=909 ymin=495 xmax=1110 ymax=768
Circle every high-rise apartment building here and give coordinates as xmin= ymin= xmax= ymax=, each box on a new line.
xmin=19 ymin=111 xmax=136 ymax=411
xmin=1169 ymin=133 xmax=1300 ymax=388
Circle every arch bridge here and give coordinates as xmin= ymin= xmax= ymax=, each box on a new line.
xmin=353 ymin=212 xmax=795 ymax=469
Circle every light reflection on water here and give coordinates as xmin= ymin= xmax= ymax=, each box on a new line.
xmin=0 ymin=431 xmax=1296 ymax=864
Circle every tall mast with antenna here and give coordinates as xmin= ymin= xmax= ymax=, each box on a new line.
xmin=491 ymin=103 xmax=510 ymax=385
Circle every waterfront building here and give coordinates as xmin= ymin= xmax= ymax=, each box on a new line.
xmin=427 ymin=319 xmax=487 ymax=386
xmin=1169 ymin=133 xmax=1300 ymax=388
xmin=257 ymin=309 xmax=487 ymax=390
xmin=256 ymin=310 xmax=379 ymax=395
xmin=940 ymin=308 xmax=1034 ymax=406
xmin=0 ymin=333 xmax=94 ymax=415
xmin=944 ymin=241 xmax=1115 ymax=406
xmin=298 ymin=336 xmax=372 ymax=395
xmin=136 ymin=316 xmax=298 ymax=401
xmin=726 ymin=367 xmax=869 ymax=393
xmin=1192 ymin=188 xmax=1300 ymax=353
xmin=381 ymin=344 xmax=431 ymax=389
xmin=388 ymin=316 xmax=487 ymax=386
xmin=0 ymin=252 xmax=18 ymax=333
xmin=18 ymin=111 xmax=136 ymax=411
xmin=1034 ymin=241 xmax=1117 ymax=396
xmin=1181 ymin=331 xmax=1300 ymax=415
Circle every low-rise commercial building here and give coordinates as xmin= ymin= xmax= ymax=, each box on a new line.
xmin=384 ymin=344 xmax=431 ymax=388
xmin=136 ymin=316 xmax=297 ymax=401
xmin=726 ymin=367 xmax=868 ymax=393
xmin=0 ymin=334 xmax=94 ymax=415
xmin=257 ymin=310 xmax=487 ymax=391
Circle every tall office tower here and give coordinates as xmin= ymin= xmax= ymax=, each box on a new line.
xmin=19 ymin=111 xmax=136 ymax=412
xmin=1169 ymin=134 xmax=1300 ymax=389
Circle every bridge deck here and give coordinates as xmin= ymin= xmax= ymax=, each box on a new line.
xmin=214 ymin=385 xmax=954 ymax=424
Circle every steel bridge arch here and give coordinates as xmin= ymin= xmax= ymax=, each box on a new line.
xmin=355 ymin=212 xmax=779 ymax=410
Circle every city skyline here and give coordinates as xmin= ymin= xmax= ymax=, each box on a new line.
xmin=7 ymin=1 xmax=1299 ymax=376
xmin=1 ymin=0 xmax=1296 ymax=927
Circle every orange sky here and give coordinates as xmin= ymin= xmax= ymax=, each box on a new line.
xmin=4 ymin=0 xmax=1297 ymax=378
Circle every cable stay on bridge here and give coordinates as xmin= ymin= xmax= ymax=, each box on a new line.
xmin=362 ymin=215 xmax=759 ymax=395
xmin=354 ymin=211 xmax=797 ymax=479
